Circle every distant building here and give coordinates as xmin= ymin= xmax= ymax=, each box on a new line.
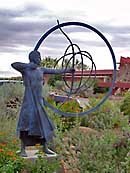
xmin=117 ymin=56 xmax=130 ymax=82
xmin=64 ymin=56 xmax=130 ymax=95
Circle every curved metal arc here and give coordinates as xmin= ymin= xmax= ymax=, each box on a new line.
xmin=57 ymin=21 xmax=76 ymax=96
xmin=54 ymin=22 xmax=76 ymax=107
xmin=55 ymin=22 xmax=77 ymax=96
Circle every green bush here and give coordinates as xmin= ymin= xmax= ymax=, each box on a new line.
xmin=48 ymin=74 xmax=62 ymax=87
xmin=81 ymin=98 xmax=124 ymax=130
xmin=46 ymin=96 xmax=82 ymax=131
xmin=0 ymin=83 xmax=23 ymax=119
xmin=0 ymin=80 xmax=129 ymax=172
xmin=93 ymin=86 xmax=109 ymax=94
xmin=78 ymin=130 xmax=130 ymax=172
xmin=93 ymin=79 xmax=109 ymax=94
xmin=0 ymin=83 xmax=24 ymax=100
xmin=62 ymin=128 xmax=130 ymax=173
xmin=0 ymin=132 xmax=60 ymax=173
xmin=120 ymin=91 xmax=130 ymax=116
xmin=54 ymin=80 xmax=64 ymax=90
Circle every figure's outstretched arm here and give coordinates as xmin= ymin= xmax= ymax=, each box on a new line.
xmin=42 ymin=67 xmax=75 ymax=74
xmin=11 ymin=62 xmax=38 ymax=73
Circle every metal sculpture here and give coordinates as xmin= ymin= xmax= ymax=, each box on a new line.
xmin=34 ymin=21 xmax=116 ymax=117
xmin=11 ymin=21 xmax=116 ymax=157
xmin=11 ymin=50 xmax=74 ymax=157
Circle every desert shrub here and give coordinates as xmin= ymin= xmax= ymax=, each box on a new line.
xmin=93 ymin=79 xmax=109 ymax=94
xmin=120 ymin=91 xmax=130 ymax=117
xmin=55 ymin=80 xmax=64 ymax=90
xmin=93 ymin=86 xmax=109 ymax=94
xmin=42 ymin=83 xmax=54 ymax=99
xmin=0 ymin=83 xmax=24 ymax=100
xmin=48 ymin=74 xmax=62 ymax=87
xmin=0 ymin=83 xmax=23 ymax=120
xmin=46 ymin=96 xmax=82 ymax=131
xmin=57 ymin=100 xmax=81 ymax=131
xmin=0 ymin=117 xmax=17 ymax=142
xmin=78 ymin=130 xmax=130 ymax=172
xmin=61 ymin=128 xmax=130 ymax=173
xmin=80 ymin=98 xmax=124 ymax=130
xmin=23 ymin=155 xmax=60 ymax=173
xmin=0 ymin=83 xmax=23 ymax=140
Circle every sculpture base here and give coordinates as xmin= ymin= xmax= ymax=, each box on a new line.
xmin=24 ymin=149 xmax=57 ymax=159
xmin=22 ymin=150 xmax=65 ymax=173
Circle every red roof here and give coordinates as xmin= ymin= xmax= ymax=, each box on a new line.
xmin=98 ymin=82 xmax=130 ymax=89
xmin=66 ymin=70 xmax=114 ymax=76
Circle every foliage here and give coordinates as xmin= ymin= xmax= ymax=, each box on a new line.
xmin=23 ymin=155 xmax=60 ymax=173
xmin=42 ymin=83 xmax=54 ymax=99
xmin=48 ymin=74 xmax=62 ymax=87
xmin=93 ymin=86 xmax=109 ymax=94
xmin=0 ymin=132 xmax=60 ymax=173
xmin=93 ymin=80 xmax=109 ymax=94
xmin=53 ymin=80 xmax=64 ymax=90
xmin=58 ymin=99 xmax=82 ymax=114
xmin=0 ymin=134 xmax=24 ymax=173
xmin=0 ymin=80 xmax=130 ymax=172
xmin=61 ymin=127 xmax=130 ymax=173
xmin=41 ymin=56 xmax=62 ymax=87
xmin=0 ymin=83 xmax=23 ymax=119
xmin=120 ymin=91 xmax=130 ymax=117
xmin=46 ymin=96 xmax=82 ymax=131
xmin=78 ymin=130 xmax=130 ymax=172
xmin=81 ymin=98 xmax=125 ymax=130
xmin=57 ymin=99 xmax=82 ymax=132
xmin=40 ymin=56 xmax=57 ymax=68
xmin=0 ymin=83 xmax=24 ymax=100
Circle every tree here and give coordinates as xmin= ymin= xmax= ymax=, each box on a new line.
xmin=41 ymin=56 xmax=61 ymax=86
xmin=41 ymin=56 xmax=58 ymax=68
xmin=75 ymin=59 xmax=89 ymax=70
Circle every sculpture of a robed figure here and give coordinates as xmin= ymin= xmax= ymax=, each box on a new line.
xmin=11 ymin=50 xmax=74 ymax=157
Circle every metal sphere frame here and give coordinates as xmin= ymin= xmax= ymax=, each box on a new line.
xmin=34 ymin=21 xmax=116 ymax=117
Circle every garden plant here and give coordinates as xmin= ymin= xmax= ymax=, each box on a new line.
xmin=0 ymin=83 xmax=129 ymax=172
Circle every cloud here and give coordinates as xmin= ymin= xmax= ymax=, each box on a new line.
xmin=0 ymin=3 xmax=129 ymax=56
xmin=0 ymin=4 xmax=57 ymax=53
xmin=96 ymin=24 xmax=130 ymax=47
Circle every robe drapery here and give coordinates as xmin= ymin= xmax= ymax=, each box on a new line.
xmin=11 ymin=62 xmax=68 ymax=142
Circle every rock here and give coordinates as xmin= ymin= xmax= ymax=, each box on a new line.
xmin=79 ymin=126 xmax=97 ymax=135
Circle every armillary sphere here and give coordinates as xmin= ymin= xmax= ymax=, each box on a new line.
xmin=34 ymin=21 xmax=116 ymax=117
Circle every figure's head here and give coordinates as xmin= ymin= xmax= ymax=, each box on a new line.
xmin=29 ymin=51 xmax=41 ymax=65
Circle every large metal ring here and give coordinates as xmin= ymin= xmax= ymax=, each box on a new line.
xmin=34 ymin=22 xmax=116 ymax=117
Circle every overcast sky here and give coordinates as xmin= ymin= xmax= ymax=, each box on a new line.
xmin=0 ymin=0 xmax=130 ymax=77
